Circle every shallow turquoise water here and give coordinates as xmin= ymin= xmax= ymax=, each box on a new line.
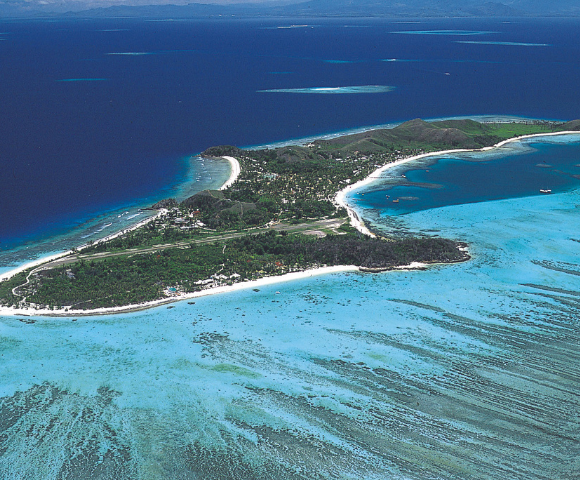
xmin=1 ymin=140 xmax=580 ymax=478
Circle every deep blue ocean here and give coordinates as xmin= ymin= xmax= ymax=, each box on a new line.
xmin=352 ymin=139 xmax=580 ymax=216
xmin=2 ymin=16 xmax=580 ymax=258
xmin=2 ymin=17 xmax=580 ymax=479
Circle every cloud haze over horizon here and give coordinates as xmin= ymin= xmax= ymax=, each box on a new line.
xmin=0 ymin=0 xmax=577 ymax=17
xmin=0 ymin=0 xmax=292 ymax=14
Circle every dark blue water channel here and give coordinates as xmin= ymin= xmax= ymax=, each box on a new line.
xmin=1 ymin=17 xmax=580 ymax=249
xmin=354 ymin=139 xmax=580 ymax=215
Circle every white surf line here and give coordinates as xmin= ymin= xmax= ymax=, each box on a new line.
xmin=1 ymin=155 xmax=240 ymax=284
xmin=1 ymin=130 xmax=577 ymax=315
xmin=0 ymin=212 xmax=163 ymax=283
xmin=0 ymin=252 xmax=71 ymax=283
xmin=219 ymin=156 xmax=241 ymax=190
xmin=335 ymin=130 xmax=580 ymax=237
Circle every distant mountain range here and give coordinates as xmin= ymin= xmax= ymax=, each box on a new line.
xmin=1 ymin=0 xmax=579 ymax=19
xmin=274 ymin=0 xmax=580 ymax=17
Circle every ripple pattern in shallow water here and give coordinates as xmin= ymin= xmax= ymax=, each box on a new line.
xmin=1 ymin=188 xmax=580 ymax=479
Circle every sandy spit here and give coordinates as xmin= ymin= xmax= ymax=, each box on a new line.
xmin=334 ymin=130 xmax=580 ymax=236
xmin=219 ymin=156 xmax=241 ymax=191
xmin=2 ymin=130 xmax=578 ymax=317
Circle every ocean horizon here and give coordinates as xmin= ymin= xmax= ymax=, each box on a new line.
xmin=2 ymin=17 xmax=580 ymax=258
xmin=1 ymin=16 xmax=580 ymax=479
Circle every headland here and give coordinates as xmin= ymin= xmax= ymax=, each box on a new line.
xmin=2 ymin=117 xmax=579 ymax=316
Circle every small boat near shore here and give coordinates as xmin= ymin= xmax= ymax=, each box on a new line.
xmin=540 ymin=189 xmax=552 ymax=194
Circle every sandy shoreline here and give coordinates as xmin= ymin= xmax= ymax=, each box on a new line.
xmin=334 ymin=130 xmax=580 ymax=236
xmin=0 ymin=265 xmax=359 ymax=317
xmin=0 ymin=213 xmax=161 ymax=283
xmin=219 ymin=156 xmax=241 ymax=191
xmin=0 ymin=155 xmax=241 ymax=284
xmin=1 ymin=129 xmax=578 ymax=317
xmin=0 ymin=152 xmax=243 ymax=317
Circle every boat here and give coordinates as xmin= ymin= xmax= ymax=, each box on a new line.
xmin=540 ymin=189 xmax=552 ymax=194
xmin=393 ymin=199 xmax=400 ymax=203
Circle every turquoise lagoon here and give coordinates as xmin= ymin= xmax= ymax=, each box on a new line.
xmin=1 ymin=136 xmax=580 ymax=478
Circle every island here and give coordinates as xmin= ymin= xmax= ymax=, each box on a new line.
xmin=1 ymin=118 xmax=579 ymax=315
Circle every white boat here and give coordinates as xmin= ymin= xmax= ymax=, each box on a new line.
xmin=540 ymin=189 xmax=552 ymax=194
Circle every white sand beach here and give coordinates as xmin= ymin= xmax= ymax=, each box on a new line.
xmin=0 ymin=212 xmax=162 ymax=283
xmin=0 ymin=265 xmax=359 ymax=317
xmin=2 ymin=129 xmax=577 ymax=317
xmin=219 ymin=156 xmax=241 ymax=190
xmin=335 ymin=130 xmax=580 ymax=236
xmin=0 ymin=155 xmax=240 ymax=285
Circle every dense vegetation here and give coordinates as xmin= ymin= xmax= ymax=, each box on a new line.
xmin=197 ymin=120 xmax=569 ymax=230
xmin=10 ymin=231 xmax=466 ymax=310
xmin=3 ymin=118 xmax=575 ymax=312
xmin=0 ymin=270 xmax=29 ymax=308
xmin=82 ymin=119 xmax=569 ymax=255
